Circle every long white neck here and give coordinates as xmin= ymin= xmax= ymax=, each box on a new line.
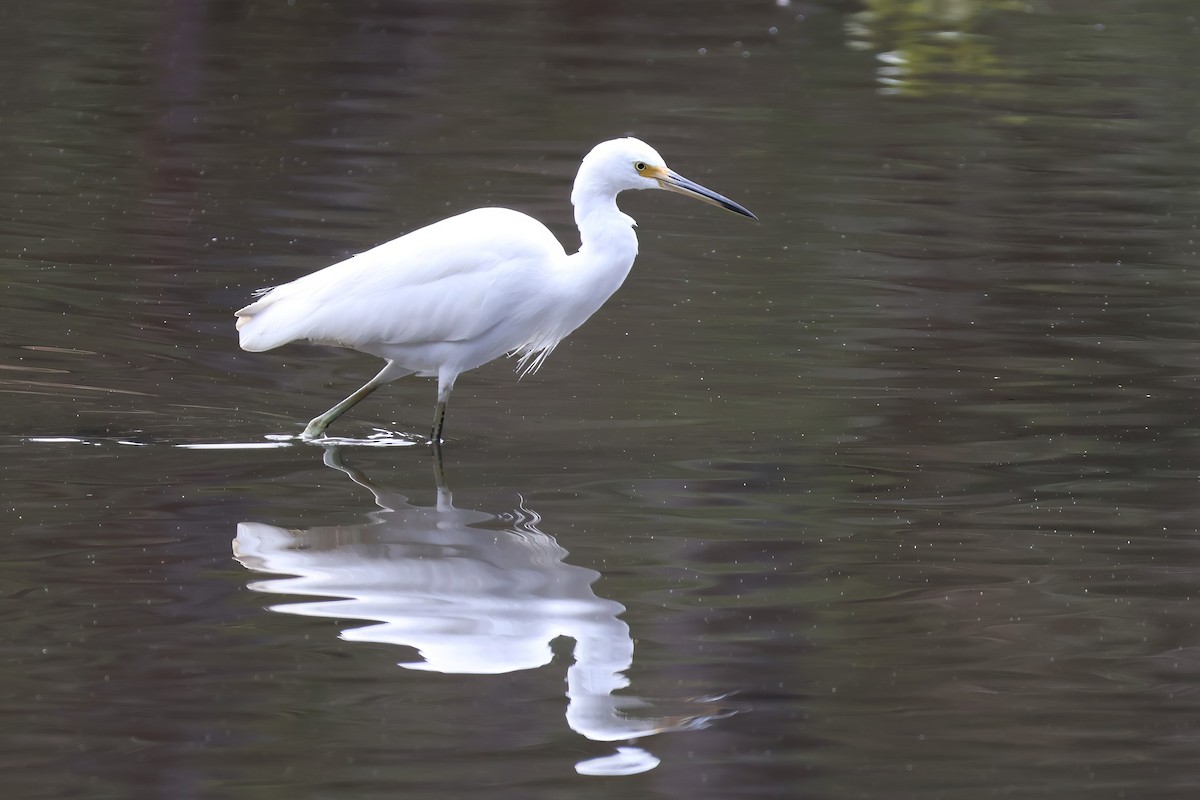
xmin=569 ymin=175 xmax=639 ymax=285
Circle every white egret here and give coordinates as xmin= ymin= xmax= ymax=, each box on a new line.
xmin=235 ymin=137 xmax=756 ymax=443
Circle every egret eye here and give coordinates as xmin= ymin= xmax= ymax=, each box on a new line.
xmin=634 ymin=161 xmax=647 ymax=172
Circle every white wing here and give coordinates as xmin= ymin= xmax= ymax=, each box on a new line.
xmin=236 ymin=208 xmax=566 ymax=356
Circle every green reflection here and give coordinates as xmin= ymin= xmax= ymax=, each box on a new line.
xmin=847 ymin=0 xmax=1025 ymax=97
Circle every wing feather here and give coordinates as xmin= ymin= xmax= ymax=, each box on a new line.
xmin=236 ymin=208 xmax=565 ymax=355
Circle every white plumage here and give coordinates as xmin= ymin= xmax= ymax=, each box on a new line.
xmin=235 ymin=137 xmax=755 ymax=443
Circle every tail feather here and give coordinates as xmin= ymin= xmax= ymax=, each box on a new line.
xmin=235 ymin=289 xmax=298 ymax=352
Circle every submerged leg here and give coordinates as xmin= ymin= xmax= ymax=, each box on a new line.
xmin=431 ymin=400 xmax=448 ymax=445
xmin=431 ymin=438 xmax=449 ymax=504
xmin=301 ymin=360 xmax=412 ymax=439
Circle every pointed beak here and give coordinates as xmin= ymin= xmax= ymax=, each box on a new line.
xmin=656 ymin=169 xmax=757 ymax=220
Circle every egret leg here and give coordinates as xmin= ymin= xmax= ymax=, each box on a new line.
xmin=430 ymin=369 xmax=459 ymax=444
xmin=301 ymin=360 xmax=412 ymax=439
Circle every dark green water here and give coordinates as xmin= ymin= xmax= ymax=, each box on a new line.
xmin=4 ymin=1 xmax=1200 ymax=797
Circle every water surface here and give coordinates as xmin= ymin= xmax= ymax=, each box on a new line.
xmin=4 ymin=1 xmax=1200 ymax=798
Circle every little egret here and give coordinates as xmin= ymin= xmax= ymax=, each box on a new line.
xmin=235 ymin=137 xmax=756 ymax=443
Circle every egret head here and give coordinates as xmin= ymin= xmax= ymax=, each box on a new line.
xmin=575 ymin=137 xmax=757 ymax=220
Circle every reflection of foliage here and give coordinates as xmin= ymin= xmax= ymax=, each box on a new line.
xmin=846 ymin=0 xmax=1025 ymax=97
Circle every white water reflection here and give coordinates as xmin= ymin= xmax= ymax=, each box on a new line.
xmin=233 ymin=448 xmax=724 ymax=775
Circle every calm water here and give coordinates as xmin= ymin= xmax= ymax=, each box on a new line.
xmin=4 ymin=1 xmax=1200 ymax=797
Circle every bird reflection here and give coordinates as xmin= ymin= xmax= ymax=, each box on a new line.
xmin=233 ymin=448 xmax=725 ymax=775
